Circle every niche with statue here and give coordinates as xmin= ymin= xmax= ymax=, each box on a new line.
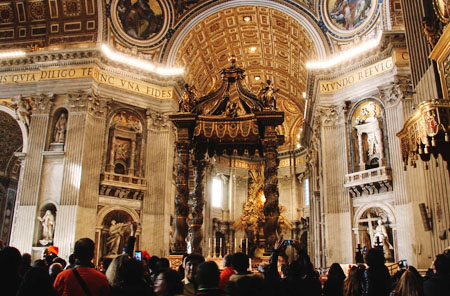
xmin=349 ymin=100 xmax=387 ymax=171
xmin=106 ymin=110 xmax=144 ymax=176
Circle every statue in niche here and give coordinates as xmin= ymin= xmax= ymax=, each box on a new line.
xmin=372 ymin=219 xmax=393 ymax=261
xmin=38 ymin=210 xmax=55 ymax=245
xmin=12 ymin=95 xmax=32 ymax=131
xmin=105 ymin=220 xmax=131 ymax=256
xmin=257 ymin=80 xmax=279 ymax=110
xmin=53 ymin=113 xmax=67 ymax=143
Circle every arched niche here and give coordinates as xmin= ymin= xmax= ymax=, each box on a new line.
xmin=97 ymin=206 xmax=140 ymax=262
xmin=354 ymin=204 xmax=396 ymax=262
xmin=105 ymin=109 xmax=145 ymax=177
xmin=34 ymin=202 xmax=57 ymax=247
xmin=48 ymin=108 xmax=68 ymax=151
xmin=348 ymin=98 xmax=389 ymax=172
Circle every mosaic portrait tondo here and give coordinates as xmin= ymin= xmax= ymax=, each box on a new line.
xmin=327 ymin=0 xmax=374 ymax=31
xmin=116 ymin=0 xmax=164 ymax=40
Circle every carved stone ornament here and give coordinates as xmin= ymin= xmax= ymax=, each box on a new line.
xmin=146 ymin=110 xmax=170 ymax=131
xmin=316 ymin=105 xmax=345 ymax=126
xmin=378 ymin=77 xmax=412 ymax=106
xmin=11 ymin=95 xmax=32 ymax=131
xmin=31 ymin=93 xmax=55 ymax=115
xmin=88 ymin=93 xmax=109 ymax=117
xmin=68 ymin=90 xmax=92 ymax=112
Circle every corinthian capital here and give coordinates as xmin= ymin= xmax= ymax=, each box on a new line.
xmin=67 ymin=89 xmax=93 ymax=112
xmin=378 ymin=76 xmax=412 ymax=106
xmin=146 ymin=110 xmax=170 ymax=131
xmin=31 ymin=93 xmax=55 ymax=114
xmin=87 ymin=93 xmax=109 ymax=117
xmin=315 ymin=105 xmax=345 ymax=126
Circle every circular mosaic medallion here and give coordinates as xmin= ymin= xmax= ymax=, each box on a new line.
xmin=433 ymin=0 xmax=450 ymax=23
xmin=30 ymin=1 xmax=46 ymax=20
xmin=324 ymin=0 xmax=378 ymax=36
xmin=0 ymin=5 xmax=14 ymax=23
xmin=110 ymin=0 xmax=170 ymax=47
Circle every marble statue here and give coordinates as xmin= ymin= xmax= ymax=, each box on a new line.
xmin=38 ymin=210 xmax=55 ymax=245
xmin=53 ymin=113 xmax=67 ymax=143
xmin=13 ymin=95 xmax=31 ymax=131
xmin=105 ymin=220 xmax=130 ymax=256
xmin=372 ymin=219 xmax=393 ymax=260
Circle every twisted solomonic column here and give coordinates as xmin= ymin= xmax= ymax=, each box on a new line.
xmin=173 ymin=141 xmax=190 ymax=254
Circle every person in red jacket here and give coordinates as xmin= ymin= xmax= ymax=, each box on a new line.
xmin=54 ymin=238 xmax=111 ymax=296
xmin=219 ymin=254 xmax=234 ymax=290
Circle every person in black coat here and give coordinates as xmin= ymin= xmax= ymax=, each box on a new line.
xmin=423 ymin=254 xmax=450 ymax=296
xmin=323 ymin=263 xmax=346 ymax=296
xmin=361 ymin=248 xmax=391 ymax=296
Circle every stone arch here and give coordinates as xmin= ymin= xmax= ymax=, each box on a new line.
xmin=96 ymin=205 xmax=140 ymax=262
xmin=0 ymin=106 xmax=27 ymax=153
xmin=353 ymin=202 xmax=396 ymax=262
xmin=164 ymin=0 xmax=329 ymax=64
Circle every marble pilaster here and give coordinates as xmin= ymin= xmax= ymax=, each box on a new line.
xmin=10 ymin=94 xmax=54 ymax=253
xmin=142 ymin=110 xmax=174 ymax=256
xmin=317 ymin=105 xmax=352 ymax=264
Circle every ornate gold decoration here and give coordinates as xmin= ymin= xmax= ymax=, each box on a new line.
xmin=397 ymin=99 xmax=450 ymax=169
xmin=433 ymin=0 xmax=450 ymax=24
xmin=234 ymin=166 xmax=292 ymax=247
xmin=170 ymin=58 xmax=285 ymax=254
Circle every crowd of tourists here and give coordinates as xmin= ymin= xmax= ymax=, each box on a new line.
xmin=1 ymin=236 xmax=449 ymax=296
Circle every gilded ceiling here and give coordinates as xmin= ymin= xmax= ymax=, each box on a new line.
xmin=174 ymin=6 xmax=317 ymax=149
xmin=0 ymin=0 xmax=98 ymax=49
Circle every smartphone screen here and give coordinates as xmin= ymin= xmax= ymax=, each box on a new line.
xmin=135 ymin=251 xmax=142 ymax=261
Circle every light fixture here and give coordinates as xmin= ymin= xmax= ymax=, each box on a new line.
xmin=101 ymin=44 xmax=184 ymax=76
xmin=254 ymin=76 xmax=260 ymax=81
xmin=0 ymin=50 xmax=26 ymax=59
xmin=243 ymin=16 xmax=251 ymax=22
xmin=306 ymin=31 xmax=383 ymax=70
xmin=249 ymin=46 xmax=257 ymax=53
xmin=302 ymin=92 xmax=306 ymax=99
xmin=297 ymin=143 xmax=301 ymax=149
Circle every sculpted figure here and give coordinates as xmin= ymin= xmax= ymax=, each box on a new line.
xmin=53 ymin=113 xmax=67 ymax=143
xmin=38 ymin=210 xmax=55 ymax=245
xmin=257 ymin=80 xmax=278 ymax=110
xmin=372 ymin=219 xmax=393 ymax=260
xmin=179 ymin=84 xmax=197 ymax=112
xmin=105 ymin=220 xmax=130 ymax=255
xmin=13 ymin=95 xmax=32 ymax=131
